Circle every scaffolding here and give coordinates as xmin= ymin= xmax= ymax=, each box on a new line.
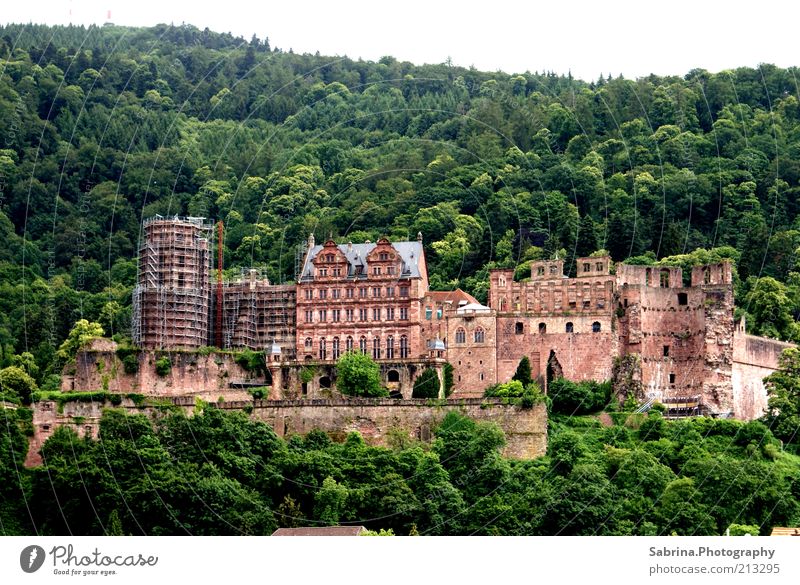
xmin=222 ymin=268 xmax=296 ymax=358
xmin=132 ymin=216 xmax=213 ymax=349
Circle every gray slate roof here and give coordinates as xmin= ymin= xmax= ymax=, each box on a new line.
xmin=300 ymin=241 xmax=424 ymax=280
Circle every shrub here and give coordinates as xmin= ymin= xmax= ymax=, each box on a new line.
xmin=155 ymin=356 xmax=171 ymax=377
xmin=549 ymin=378 xmax=610 ymax=415
xmin=122 ymin=354 xmax=139 ymax=375
xmin=412 ymin=368 xmax=441 ymax=399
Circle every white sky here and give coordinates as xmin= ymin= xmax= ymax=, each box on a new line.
xmin=1 ymin=0 xmax=798 ymax=81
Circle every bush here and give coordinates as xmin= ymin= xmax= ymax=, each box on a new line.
xmin=549 ymin=378 xmax=610 ymax=415
xmin=336 ymin=352 xmax=387 ymax=397
xmin=412 ymin=368 xmax=441 ymax=398
xmin=122 ymin=354 xmax=139 ymax=375
xmin=155 ymin=356 xmax=171 ymax=377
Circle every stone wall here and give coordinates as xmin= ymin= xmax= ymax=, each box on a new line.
xmin=25 ymin=398 xmax=547 ymax=466
xmin=732 ymin=329 xmax=793 ymax=420
xmin=62 ymin=340 xmax=255 ymax=401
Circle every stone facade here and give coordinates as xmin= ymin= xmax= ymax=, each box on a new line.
xmin=126 ymin=217 xmax=788 ymax=420
xmin=25 ymin=397 xmax=547 ymax=466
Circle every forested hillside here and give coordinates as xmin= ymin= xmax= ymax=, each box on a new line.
xmin=2 ymin=22 xmax=800 ymax=537
xmin=2 ymin=22 xmax=800 ymax=390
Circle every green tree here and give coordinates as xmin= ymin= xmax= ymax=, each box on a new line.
xmin=56 ymin=320 xmax=104 ymax=363
xmin=412 ymin=368 xmax=441 ymax=399
xmin=512 ymin=356 xmax=533 ymax=387
xmin=335 ymin=352 xmax=387 ymax=397
xmin=745 ymin=277 xmax=799 ymax=341
xmin=763 ymin=347 xmax=800 ymax=447
xmin=0 ymin=366 xmax=38 ymax=404
xmin=314 ymin=476 xmax=348 ymax=525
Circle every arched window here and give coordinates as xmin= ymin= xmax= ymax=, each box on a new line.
xmin=345 ymin=336 xmax=354 ymax=352
xmin=332 ymin=337 xmax=340 ymax=360
xmin=474 ymin=327 xmax=485 ymax=343
xmin=319 ymin=337 xmax=327 ymax=360
xmin=455 ymin=328 xmax=466 ymax=344
xmin=386 ymin=336 xmax=394 ymax=359
xmin=538 ymin=322 xmax=546 ymax=334
xmin=373 ymin=337 xmax=381 ymax=359
xmin=565 ymin=322 xmax=574 ymax=333
xmin=304 ymin=337 xmax=313 ymax=349
xmin=592 ymin=321 xmax=601 ymax=333
xmin=400 ymin=335 xmax=409 ymax=358
xmin=359 ymin=336 xmax=367 ymax=354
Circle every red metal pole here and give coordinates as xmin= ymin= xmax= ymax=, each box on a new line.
xmin=215 ymin=220 xmax=224 ymax=347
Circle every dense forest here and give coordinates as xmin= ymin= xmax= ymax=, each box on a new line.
xmin=1 ymin=401 xmax=799 ymax=536
xmin=2 ymin=23 xmax=800 ymax=380
xmin=2 ymin=23 xmax=800 ymax=535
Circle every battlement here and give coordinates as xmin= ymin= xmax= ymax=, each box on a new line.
xmin=530 ymin=259 xmax=565 ymax=280
xmin=691 ymin=261 xmax=733 ymax=286
xmin=616 ymin=264 xmax=683 ymax=288
xmin=576 ymin=256 xmax=612 ymax=277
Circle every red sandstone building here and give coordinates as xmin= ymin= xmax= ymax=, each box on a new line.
xmin=132 ymin=217 xmax=791 ymax=419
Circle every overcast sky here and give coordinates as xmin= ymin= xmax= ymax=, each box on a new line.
xmin=2 ymin=0 xmax=797 ymax=81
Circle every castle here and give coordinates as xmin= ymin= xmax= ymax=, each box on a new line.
xmin=125 ymin=215 xmax=791 ymax=420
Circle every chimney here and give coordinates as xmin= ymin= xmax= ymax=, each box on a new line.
xmin=347 ymin=241 xmax=352 ymax=252
xmin=417 ymin=231 xmax=423 ymax=243
xmin=308 ymin=233 xmax=315 ymax=249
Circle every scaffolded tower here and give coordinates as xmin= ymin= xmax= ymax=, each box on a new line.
xmin=132 ymin=216 xmax=213 ymax=349
xmin=222 ymin=268 xmax=297 ymax=359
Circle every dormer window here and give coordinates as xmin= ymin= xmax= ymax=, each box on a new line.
xmin=325 ymin=254 xmax=334 ymax=262
xmin=379 ymin=252 xmax=388 ymax=261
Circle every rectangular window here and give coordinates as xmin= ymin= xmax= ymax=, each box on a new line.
xmin=332 ymin=289 xmax=340 ymax=299
xmin=387 ymin=266 xmax=395 ymax=275
xmin=346 ymin=288 xmax=353 ymax=299
xmin=372 ymin=287 xmax=381 ymax=298
xmin=386 ymin=307 xmax=395 ymax=321
xmin=436 ymin=308 xmax=442 ymax=319
xmin=425 ymin=307 xmax=433 ymax=320
xmin=318 ymin=268 xmax=327 ymax=277
xmin=373 ymin=308 xmax=381 ymax=321
xmin=386 ymin=286 xmax=395 ymax=297
xmin=333 ymin=268 xmax=341 ymax=277
xmin=332 ymin=309 xmax=341 ymax=322
xmin=373 ymin=267 xmax=382 ymax=275
xmin=346 ymin=308 xmax=354 ymax=322
xmin=400 ymin=286 xmax=409 ymax=297
xmin=663 ymin=345 xmax=670 ymax=357
xmin=583 ymin=262 xmax=590 ymax=272
xmin=319 ymin=309 xmax=327 ymax=322
xmin=359 ymin=308 xmax=368 ymax=321
xmin=359 ymin=287 xmax=367 ymax=298
xmin=400 ymin=307 xmax=408 ymax=320
xmin=305 ymin=310 xmax=313 ymax=323
xmin=305 ymin=289 xmax=313 ymax=300
xmin=320 ymin=289 xmax=328 ymax=299
xmin=669 ymin=373 xmax=676 ymax=384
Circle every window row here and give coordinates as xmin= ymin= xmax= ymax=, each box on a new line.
xmin=303 ymin=307 xmax=408 ymax=322
xmin=303 ymin=286 xmax=409 ymax=299
xmin=305 ymin=335 xmax=410 ymax=360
